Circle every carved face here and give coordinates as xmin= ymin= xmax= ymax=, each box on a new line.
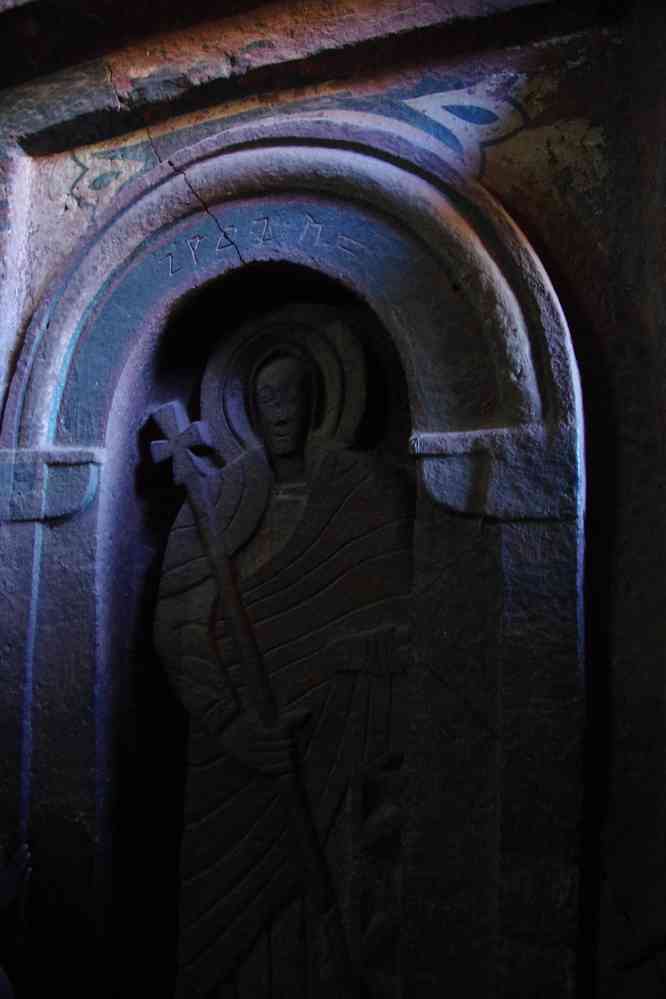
xmin=254 ymin=355 xmax=309 ymax=458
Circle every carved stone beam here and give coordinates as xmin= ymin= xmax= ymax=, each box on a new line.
xmin=411 ymin=424 xmax=579 ymax=521
xmin=0 ymin=448 xmax=101 ymax=522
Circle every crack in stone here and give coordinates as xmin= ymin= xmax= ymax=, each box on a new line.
xmin=104 ymin=60 xmax=123 ymax=112
xmin=164 ymin=151 xmax=246 ymax=266
xmin=618 ymin=936 xmax=666 ymax=976
xmin=144 ymin=121 xmax=236 ymax=259
xmin=139 ymin=118 xmax=258 ymax=272
xmin=606 ymin=878 xmax=666 ymax=985
xmin=143 ymin=122 xmax=163 ymax=171
xmin=143 ymin=122 xmax=159 ymax=158
xmin=144 ymin=123 xmax=243 ymax=264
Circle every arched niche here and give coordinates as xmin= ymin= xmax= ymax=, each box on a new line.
xmin=0 ymin=111 xmax=584 ymax=998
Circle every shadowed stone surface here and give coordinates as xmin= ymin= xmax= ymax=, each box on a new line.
xmin=0 ymin=107 xmax=583 ymax=997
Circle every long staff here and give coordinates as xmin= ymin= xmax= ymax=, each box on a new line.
xmin=151 ymin=401 xmax=354 ymax=992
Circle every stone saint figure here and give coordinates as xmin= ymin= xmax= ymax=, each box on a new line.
xmin=154 ymin=309 xmax=413 ymax=998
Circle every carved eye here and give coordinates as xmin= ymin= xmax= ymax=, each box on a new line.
xmin=257 ymin=387 xmax=274 ymax=404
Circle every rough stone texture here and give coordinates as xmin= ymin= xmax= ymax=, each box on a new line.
xmin=593 ymin=5 xmax=666 ymax=996
xmin=0 ymin=98 xmax=582 ymax=999
xmin=0 ymin=0 xmax=606 ymax=98
xmin=1 ymin=1 xmax=660 ymax=996
xmin=103 ymin=0 xmax=556 ymax=110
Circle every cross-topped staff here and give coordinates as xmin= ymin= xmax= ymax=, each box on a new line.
xmin=151 ymin=399 xmax=277 ymax=725
xmin=150 ymin=399 xmax=354 ymax=993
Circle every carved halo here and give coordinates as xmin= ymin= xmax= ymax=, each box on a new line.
xmin=200 ymin=303 xmax=367 ymax=460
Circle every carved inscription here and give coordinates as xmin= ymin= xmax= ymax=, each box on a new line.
xmin=156 ymin=211 xmax=368 ymax=278
xmin=186 ymin=234 xmax=207 ymax=266
xmin=299 ymin=212 xmax=325 ymax=246
xmin=337 ymin=234 xmax=365 ymax=258
xmin=298 ymin=212 xmax=368 ymax=259
xmin=215 ymin=225 xmax=238 ymax=252
xmin=251 ymin=216 xmax=274 ymax=244
xmin=163 ymin=249 xmax=181 ymax=277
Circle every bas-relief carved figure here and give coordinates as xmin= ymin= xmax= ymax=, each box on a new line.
xmin=153 ymin=305 xmax=414 ymax=998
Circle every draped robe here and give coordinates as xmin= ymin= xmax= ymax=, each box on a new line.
xmin=155 ymin=443 xmax=413 ymax=997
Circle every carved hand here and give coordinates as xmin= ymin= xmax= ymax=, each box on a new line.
xmin=222 ymin=708 xmax=310 ymax=776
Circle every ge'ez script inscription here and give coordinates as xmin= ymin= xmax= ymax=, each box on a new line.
xmin=156 ymin=212 xmax=368 ymax=277
xmin=298 ymin=212 xmax=366 ymax=258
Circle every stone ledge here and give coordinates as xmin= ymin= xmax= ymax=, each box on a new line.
xmin=0 ymin=447 xmax=102 ymax=521
xmin=0 ymin=1 xmax=615 ymax=153
xmin=412 ymin=425 xmax=579 ymax=519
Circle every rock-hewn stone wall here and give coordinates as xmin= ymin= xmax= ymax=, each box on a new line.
xmin=2 ymin=2 xmax=663 ymax=997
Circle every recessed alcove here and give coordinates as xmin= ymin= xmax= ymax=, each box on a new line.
xmin=107 ymin=260 xmax=413 ymax=996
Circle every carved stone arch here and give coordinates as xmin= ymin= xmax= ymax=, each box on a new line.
xmin=0 ymin=111 xmax=584 ymax=997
